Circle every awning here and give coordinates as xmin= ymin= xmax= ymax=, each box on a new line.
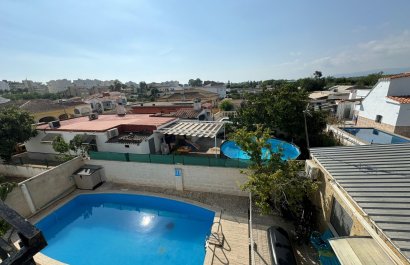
xmin=328 ymin=237 xmax=395 ymax=265
xmin=41 ymin=133 xmax=61 ymax=143
xmin=157 ymin=121 xmax=224 ymax=138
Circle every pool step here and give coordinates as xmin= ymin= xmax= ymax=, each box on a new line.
xmin=208 ymin=231 xmax=225 ymax=247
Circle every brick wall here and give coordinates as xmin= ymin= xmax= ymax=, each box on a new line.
xmin=394 ymin=126 xmax=410 ymax=138
xmin=356 ymin=116 xmax=395 ymax=133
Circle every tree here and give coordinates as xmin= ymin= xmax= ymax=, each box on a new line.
xmin=188 ymin=78 xmax=203 ymax=87
xmin=232 ymin=127 xmax=318 ymax=213
xmin=113 ymin=80 xmax=122 ymax=92
xmin=233 ymin=84 xmax=327 ymax=142
xmin=69 ymin=134 xmax=88 ymax=157
xmin=231 ymin=127 xmax=319 ymax=240
xmin=139 ymin=81 xmax=147 ymax=93
xmin=219 ymin=99 xmax=234 ymax=111
xmin=0 ymin=107 xmax=37 ymax=162
xmin=313 ymin=70 xmax=323 ymax=79
xmin=52 ymin=135 xmax=71 ymax=160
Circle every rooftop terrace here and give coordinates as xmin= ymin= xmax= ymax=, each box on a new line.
xmin=36 ymin=114 xmax=176 ymax=132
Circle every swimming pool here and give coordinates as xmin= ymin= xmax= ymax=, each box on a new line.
xmin=341 ymin=127 xmax=410 ymax=144
xmin=36 ymin=193 xmax=214 ymax=265
xmin=221 ymin=139 xmax=300 ymax=160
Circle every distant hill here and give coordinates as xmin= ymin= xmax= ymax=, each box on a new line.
xmin=333 ymin=67 xmax=410 ymax=78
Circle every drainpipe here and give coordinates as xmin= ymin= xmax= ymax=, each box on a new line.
xmin=20 ymin=183 xmax=36 ymax=214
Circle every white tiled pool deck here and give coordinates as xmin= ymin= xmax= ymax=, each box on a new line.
xmin=27 ymin=183 xmax=317 ymax=265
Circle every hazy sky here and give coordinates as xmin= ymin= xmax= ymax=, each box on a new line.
xmin=1 ymin=0 xmax=410 ymax=83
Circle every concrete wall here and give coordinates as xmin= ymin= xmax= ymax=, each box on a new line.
xmin=4 ymin=187 xmax=32 ymax=217
xmin=86 ymin=159 xmax=248 ymax=196
xmin=2 ymin=157 xmax=84 ymax=218
xmin=0 ymin=164 xmax=48 ymax=178
xmin=22 ymin=157 xmax=84 ymax=211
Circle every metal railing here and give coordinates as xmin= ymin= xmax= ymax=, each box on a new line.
xmin=89 ymin=151 xmax=249 ymax=168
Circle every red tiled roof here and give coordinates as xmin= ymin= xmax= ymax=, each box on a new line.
xmin=36 ymin=114 xmax=176 ymax=132
xmin=386 ymin=96 xmax=410 ymax=104
xmin=385 ymin=72 xmax=410 ymax=79
xmin=173 ymin=108 xmax=202 ymax=119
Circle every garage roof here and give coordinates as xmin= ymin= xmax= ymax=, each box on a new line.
xmin=310 ymin=143 xmax=410 ymax=261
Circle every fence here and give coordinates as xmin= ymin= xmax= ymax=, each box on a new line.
xmin=89 ymin=151 xmax=249 ymax=168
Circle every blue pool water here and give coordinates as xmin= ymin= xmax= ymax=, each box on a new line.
xmin=36 ymin=193 xmax=214 ymax=265
xmin=342 ymin=127 xmax=410 ymax=144
xmin=221 ymin=139 xmax=301 ymax=160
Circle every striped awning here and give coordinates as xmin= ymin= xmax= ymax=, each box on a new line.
xmin=157 ymin=121 xmax=224 ymax=138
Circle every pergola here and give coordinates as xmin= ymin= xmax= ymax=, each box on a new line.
xmin=157 ymin=120 xmax=225 ymax=156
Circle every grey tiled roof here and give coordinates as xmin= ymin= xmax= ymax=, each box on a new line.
xmin=310 ymin=143 xmax=410 ymax=261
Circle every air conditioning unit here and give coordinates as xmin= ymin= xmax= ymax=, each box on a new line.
xmin=89 ymin=113 xmax=99 ymax=121
xmin=48 ymin=120 xmax=61 ymax=129
xmin=106 ymin=128 xmax=119 ymax=139
xmin=305 ymin=160 xmax=320 ymax=180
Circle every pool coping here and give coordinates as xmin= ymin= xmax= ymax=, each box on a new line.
xmin=29 ymin=186 xmax=225 ymax=265
xmin=331 ymin=125 xmax=410 ymax=145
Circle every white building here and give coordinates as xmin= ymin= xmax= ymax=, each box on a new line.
xmin=47 ymin=79 xmax=72 ymax=93
xmin=73 ymin=79 xmax=102 ymax=88
xmin=356 ymin=73 xmax=410 ymax=137
xmin=199 ymin=84 xmax=226 ymax=99
xmin=25 ymin=114 xmax=177 ymax=155
xmin=0 ymin=81 xmax=10 ymax=91
xmin=85 ymin=92 xmax=127 ymax=114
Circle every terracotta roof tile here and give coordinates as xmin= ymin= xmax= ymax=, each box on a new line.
xmin=386 ymin=96 xmax=410 ymax=104
xmin=173 ymin=108 xmax=201 ymax=119
xmin=385 ymin=72 xmax=410 ymax=79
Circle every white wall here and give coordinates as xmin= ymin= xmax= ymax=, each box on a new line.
xmin=358 ymin=80 xmax=401 ymax=126
xmin=86 ymin=160 xmax=248 ymax=196
xmin=25 ymin=130 xmax=158 ymax=154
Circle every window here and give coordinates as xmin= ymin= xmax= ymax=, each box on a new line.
xmin=375 ymin=115 xmax=382 ymax=123
xmin=125 ymin=145 xmax=130 ymax=148
xmin=330 ymin=198 xmax=353 ymax=236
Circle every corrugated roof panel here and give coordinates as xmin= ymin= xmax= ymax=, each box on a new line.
xmin=310 ymin=143 xmax=410 ymax=262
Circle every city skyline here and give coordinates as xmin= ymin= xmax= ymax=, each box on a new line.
xmin=1 ymin=0 xmax=410 ymax=83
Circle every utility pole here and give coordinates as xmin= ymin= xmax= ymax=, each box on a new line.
xmin=303 ymin=104 xmax=310 ymax=152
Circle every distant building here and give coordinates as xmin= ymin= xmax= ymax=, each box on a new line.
xmin=85 ymin=92 xmax=127 ymax=114
xmin=199 ymin=84 xmax=226 ymax=99
xmin=309 ymin=85 xmax=371 ymax=120
xmin=72 ymin=79 xmax=102 ymax=88
xmin=356 ymin=73 xmax=410 ymax=137
xmin=47 ymin=79 xmax=72 ymax=93
xmin=0 ymin=81 xmax=10 ymax=91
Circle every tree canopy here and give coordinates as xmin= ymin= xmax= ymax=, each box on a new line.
xmin=188 ymin=78 xmax=203 ymax=87
xmin=233 ymin=84 xmax=327 ymax=141
xmin=231 ymin=127 xmax=318 ymax=216
xmin=219 ymin=99 xmax=234 ymax=111
xmin=0 ymin=107 xmax=37 ymax=161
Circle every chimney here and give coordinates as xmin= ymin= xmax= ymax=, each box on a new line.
xmin=193 ymin=98 xmax=201 ymax=111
